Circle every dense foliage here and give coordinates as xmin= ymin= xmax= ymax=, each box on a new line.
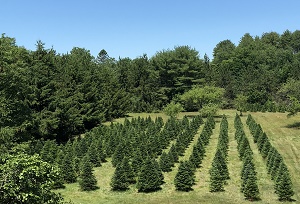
xmin=0 ymin=154 xmax=65 ymax=204
xmin=1 ymin=30 xmax=300 ymax=143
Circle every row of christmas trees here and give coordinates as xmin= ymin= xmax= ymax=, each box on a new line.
xmin=246 ymin=115 xmax=294 ymax=201
xmin=234 ymin=114 xmax=260 ymax=200
xmin=209 ymin=115 xmax=230 ymax=192
xmin=174 ymin=116 xmax=215 ymax=191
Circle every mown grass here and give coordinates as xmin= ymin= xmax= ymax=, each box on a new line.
xmin=56 ymin=110 xmax=300 ymax=204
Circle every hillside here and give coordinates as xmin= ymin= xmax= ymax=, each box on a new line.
xmin=55 ymin=110 xmax=300 ymax=204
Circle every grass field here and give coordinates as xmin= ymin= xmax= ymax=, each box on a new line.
xmin=56 ymin=110 xmax=300 ymax=204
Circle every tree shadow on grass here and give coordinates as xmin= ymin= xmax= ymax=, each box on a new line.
xmin=285 ymin=122 xmax=300 ymax=129
xmin=279 ymin=198 xmax=297 ymax=202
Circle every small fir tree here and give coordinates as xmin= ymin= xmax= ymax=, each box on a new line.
xmin=131 ymin=149 xmax=144 ymax=175
xmin=111 ymin=160 xmax=130 ymax=191
xmin=87 ymin=142 xmax=101 ymax=167
xmin=61 ymin=151 xmax=77 ymax=183
xmin=79 ymin=155 xmax=98 ymax=191
xmin=270 ymin=153 xmax=283 ymax=180
xmin=112 ymin=143 xmax=125 ymax=167
xmin=136 ymin=157 xmax=163 ymax=192
xmin=174 ymin=161 xmax=195 ymax=191
xmin=159 ymin=152 xmax=173 ymax=172
xmin=96 ymin=138 xmax=107 ymax=162
xmin=189 ymin=145 xmax=202 ymax=169
xmin=243 ymin=165 xmax=260 ymax=201
xmin=275 ymin=162 xmax=294 ymax=201
xmin=261 ymin=139 xmax=271 ymax=159
xmin=257 ymin=132 xmax=267 ymax=152
xmin=209 ymin=150 xmax=227 ymax=192
xmin=122 ymin=157 xmax=136 ymax=184
xmin=241 ymin=156 xmax=256 ymax=193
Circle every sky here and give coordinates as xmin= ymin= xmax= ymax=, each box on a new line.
xmin=1 ymin=0 xmax=300 ymax=60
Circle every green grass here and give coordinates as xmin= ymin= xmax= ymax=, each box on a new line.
xmin=56 ymin=110 xmax=300 ymax=204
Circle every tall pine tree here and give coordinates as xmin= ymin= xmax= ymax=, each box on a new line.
xmin=79 ymin=155 xmax=98 ymax=191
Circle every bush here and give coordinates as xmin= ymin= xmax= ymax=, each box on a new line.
xmin=163 ymin=101 xmax=184 ymax=118
xmin=199 ymin=103 xmax=219 ymax=117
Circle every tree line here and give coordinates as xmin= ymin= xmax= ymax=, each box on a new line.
xmin=1 ymin=30 xmax=300 ymax=144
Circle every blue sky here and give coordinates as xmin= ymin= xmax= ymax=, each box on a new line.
xmin=1 ymin=0 xmax=300 ymax=59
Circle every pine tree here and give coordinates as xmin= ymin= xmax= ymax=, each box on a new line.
xmin=215 ymin=149 xmax=230 ymax=180
xmin=209 ymin=164 xmax=224 ymax=192
xmin=79 ymin=155 xmax=98 ymax=191
xmin=238 ymin=136 xmax=252 ymax=160
xmin=253 ymin=124 xmax=262 ymax=143
xmin=111 ymin=160 xmax=130 ymax=191
xmin=195 ymin=137 xmax=205 ymax=158
xmin=189 ymin=145 xmax=201 ymax=169
xmin=153 ymin=160 xmax=164 ymax=186
xmin=77 ymin=137 xmax=88 ymax=158
xmin=169 ymin=144 xmax=179 ymax=163
xmin=61 ymin=150 xmax=77 ymax=183
xmin=122 ymin=157 xmax=136 ymax=184
xmin=96 ymin=138 xmax=107 ymax=162
xmin=40 ymin=140 xmax=57 ymax=164
xmin=174 ymin=161 xmax=195 ymax=191
xmin=257 ymin=132 xmax=267 ymax=152
xmin=87 ymin=142 xmax=101 ymax=167
xmin=243 ymin=164 xmax=260 ymax=201
xmin=209 ymin=149 xmax=227 ymax=192
xmin=112 ymin=143 xmax=125 ymax=167
xmin=266 ymin=147 xmax=275 ymax=172
xmin=131 ymin=148 xmax=144 ymax=175
xmin=136 ymin=157 xmax=163 ymax=192
xmin=270 ymin=153 xmax=283 ymax=180
xmin=261 ymin=139 xmax=271 ymax=159
xmin=241 ymin=156 xmax=256 ymax=193
xmin=275 ymin=162 xmax=294 ymax=201
xmin=159 ymin=152 xmax=172 ymax=172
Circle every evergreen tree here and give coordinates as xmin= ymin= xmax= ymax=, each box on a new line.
xmin=61 ymin=151 xmax=77 ymax=183
xmin=112 ymin=143 xmax=125 ymax=167
xmin=253 ymin=124 xmax=262 ymax=143
xmin=243 ymin=164 xmax=260 ymax=201
xmin=275 ymin=162 xmax=294 ymax=201
xmin=123 ymin=157 xmax=136 ymax=184
xmin=40 ymin=140 xmax=57 ymax=164
xmin=209 ymin=149 xmax=227 ymax=192
xmin=209 ymin=164 xmax=225 ymax=192
xmin=153 ymin=160 xmax=164 ymax=186
xmin=195 ymin=137 xmax=205 ymax=158
xmin=52 ymin=148 xmax=65 ymax=189
xmin=159 ymin=152 xmax=173 ymax=172
xmin=136 ymin=157 xmax=163 ymax=192
xmin=174 ymin=161 xmax=195 ymax=191
xmin=96 ymin=138 xmax=107 ymax=162
xmin=169 ymin=144 xmax=179 ymax=163
xmin=131 ymin=148 xmax=144 ymax=175
xmin=189 ymin=145 xmax=202 ymax=169
xmin=257 ymin=132 xmax=267 ymax=152
xmin=261 ymin=139 xmax=271 ymax=159
xmin=266 ymin=147 xmax=275 ymax=172
xmin=87 ymin=142 xmax=101 ymax=167
xmin=241 ymin=156 xmax=256 ymax=193
xmin=270 ymin=153 xmax=283 ymax=180
xmin=110 ymin=157 xmax=134 ymax=191
xmin=79 ymin=155 xmax=98 ymax=191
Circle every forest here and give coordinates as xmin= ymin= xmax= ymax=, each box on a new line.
xmin=1 ymin=30 xmax=300 ymax=203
